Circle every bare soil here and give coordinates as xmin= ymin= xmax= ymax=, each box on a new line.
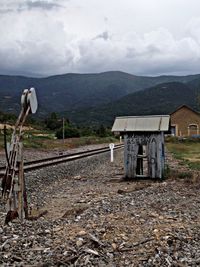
xmin=0 ymin=147 xmax=200 ymax=266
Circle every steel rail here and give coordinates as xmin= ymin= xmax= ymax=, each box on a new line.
xmin=0 ymin=144 xmax=124 ymax=174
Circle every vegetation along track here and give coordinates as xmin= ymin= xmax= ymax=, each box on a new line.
xmin=0 ymin=144 xmax=124 ymax=174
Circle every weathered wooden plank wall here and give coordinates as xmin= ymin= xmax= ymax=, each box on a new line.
xmin=124 ymin=132 xmax=165 ymax=179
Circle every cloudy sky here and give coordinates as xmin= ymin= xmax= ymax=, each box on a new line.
xmin=1 ymin=0 xmax=200 ymax=77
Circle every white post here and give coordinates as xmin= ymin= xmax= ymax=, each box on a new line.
xmin=109 ymin=143 xmax=115 ymax=162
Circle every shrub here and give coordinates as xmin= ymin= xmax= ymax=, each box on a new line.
xmin=178 ymin=171 xmax=193 ymax=179
xmin=56 ymin=126 xmax=80 ymax=139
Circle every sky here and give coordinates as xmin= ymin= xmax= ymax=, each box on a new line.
xmin=1 ymin=0 xmax=200 ymax=77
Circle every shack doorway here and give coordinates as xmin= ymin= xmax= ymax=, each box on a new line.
xmin=136 ymin=145 xmax=148 ymax=177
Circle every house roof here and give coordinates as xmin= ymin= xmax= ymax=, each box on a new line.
xmin=171 ymin=104 xmax=200 ymax=116
xmin=112 ymin=115 xmax=170 ymax=132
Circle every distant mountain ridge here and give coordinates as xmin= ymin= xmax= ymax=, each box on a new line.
xmin=0 ymin=71 xmax=200 ymax=125
xmin=66 ymin=81 xmax=200 ymax=125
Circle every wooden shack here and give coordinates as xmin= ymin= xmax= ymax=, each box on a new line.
xmin=112 ymin=115 xmax=170 ymax=179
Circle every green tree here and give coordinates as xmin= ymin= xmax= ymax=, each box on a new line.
xmin=45 ymin=112 xmax=63 ymax=130
xmin=0 ymin=111 xmax=17 ymax=123
xmin=56 ymin=125 xmax=80 ymax=139
xmin=96 ymin=124 xmax=107 ymax=137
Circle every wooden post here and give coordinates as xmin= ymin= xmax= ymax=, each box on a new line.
xmin=124 ymin=134 xmax=128 ymax=177
xmin=18 ymin=142 xmax=24 ymax=222
xmin=150 ymin=137 xmax=156 ymax=178
xmin=157 ymin=134 xmax=162 ymax=179
xmin=124 ymin=134 xmax=139 ymax=179
xmin=161 ymin=132 xmax=165 ymax=178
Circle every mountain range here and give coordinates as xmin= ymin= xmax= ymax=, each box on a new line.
xmin=0 ymin=71 xmax=200 ymax=126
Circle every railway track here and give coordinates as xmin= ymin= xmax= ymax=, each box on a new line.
xmin=0 ymin=144 xmax=124 ymax=175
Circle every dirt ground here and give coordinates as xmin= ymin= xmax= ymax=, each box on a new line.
xmin=0 ymin=148 xmax=200 ymax=266
xmin=35 ymin=150 xmax=200 ymax=265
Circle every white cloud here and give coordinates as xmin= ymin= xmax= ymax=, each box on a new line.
xmin=71 ymin=28 xmax=200 ymax=75
xmin=0 ymin=0 xmax=63 ymax=12
xmin=0 ymin=0 xmax=200 ymax=76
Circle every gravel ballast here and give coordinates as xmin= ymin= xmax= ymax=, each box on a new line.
xmin=0 ymin=146 xmax=200 ymax=266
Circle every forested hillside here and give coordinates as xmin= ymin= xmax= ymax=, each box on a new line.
xmin=0 ymin=71 xmax=200 ymax=117
xmin=67 ymin=81 xmax=200 ymax=126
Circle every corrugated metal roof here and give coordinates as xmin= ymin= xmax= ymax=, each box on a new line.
xmin=112 ymin=115 xmax=170 ymax=132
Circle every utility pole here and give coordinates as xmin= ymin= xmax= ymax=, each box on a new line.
xmin=62 ymin=117 xmax=65 ymax=144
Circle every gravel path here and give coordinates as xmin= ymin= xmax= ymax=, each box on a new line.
xmin=0 ymin=146 xmax=200 ymax=266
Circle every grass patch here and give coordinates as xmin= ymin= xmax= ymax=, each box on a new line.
xmin=164 ymin=165 xmax=193 ymax=181
xmin=0 ymin=130 xmax=118 ymax=151
xmin=163 ymin=164 xmax=171 ymax=178
xmin=166 ymin=141 xmax=200 ymax=171
xmin=0 ymin=129 xmax=55 ymax=150
xmin=187 ymin=162 xmax=200 ymax=171
xmin=66 ymin=136 xmax=117 ymax=147
xmin=167 ymin=143 xmax=199 ymax=159
xmin=177 ymin=171 xmax=193 ymax=179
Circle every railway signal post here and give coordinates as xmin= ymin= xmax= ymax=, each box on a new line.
xmin=1 ymin=88 xmax=38 ymax=223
